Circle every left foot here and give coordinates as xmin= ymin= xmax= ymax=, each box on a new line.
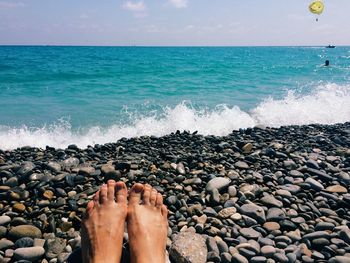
xmin=81 ymin=180 xmax=128 ymax=263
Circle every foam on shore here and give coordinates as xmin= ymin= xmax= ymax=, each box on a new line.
xmin=0 ymin=83 xmax=349 ymax=150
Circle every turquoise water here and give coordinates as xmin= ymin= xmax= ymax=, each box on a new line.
xmin=0 ymin=46 xmax=350 ymax=149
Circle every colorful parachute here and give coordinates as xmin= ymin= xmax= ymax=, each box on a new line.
xmin=309 ymin=1 xmax=324 ymax=15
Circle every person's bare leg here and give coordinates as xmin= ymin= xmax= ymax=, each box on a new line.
xmin=127 ymin=183 xmax=168 ymax=263
xmin=81 ymin=180 xmax=128 ymax=263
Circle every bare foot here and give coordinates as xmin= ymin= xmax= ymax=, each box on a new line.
xmin=81 ymin=180 xmax=128 ymax=263
xmin=127 ymin=184 xmax=168 ymax=263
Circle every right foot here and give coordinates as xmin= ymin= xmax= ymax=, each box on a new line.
xmin=127 ymin=184 xmax=168 ymax=263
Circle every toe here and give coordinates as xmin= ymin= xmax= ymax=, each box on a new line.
xmin=93 ymin=190 xmax=100 ymax=206
xmin=156 ymin=193 xmax=163 ymax=209
xmin=115 ymin=181 xmax=127 ymax=204
xmin=99 ymin=184 xmax=108 ymax=204
xmin=86 ymin=200 xmax=94 ymax=215
xmin=107 ymin=180 xmax=116 ymax=202
xmin=129 ymin=183 xmax=144 ymax=205
xmin=142 ymin=184 xmax=152 ymax=205
xmin=150 ymin=189 xmax=157 ymax=206
xmin=161 ymin=204 xmax=168 ymax=219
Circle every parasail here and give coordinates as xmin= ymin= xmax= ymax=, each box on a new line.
xmin=309 ymin=0 xmax=324 ymax=20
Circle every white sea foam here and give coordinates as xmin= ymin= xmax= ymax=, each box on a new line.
xmin=0 ymin=83 xmax=349 ymax=150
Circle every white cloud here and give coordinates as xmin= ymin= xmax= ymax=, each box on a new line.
xmin=0 ymin=1 xmax=25 ymax=8
xmin=123 ymin=1 xmax=146 ymax=12
xmin=169 ymin=0 xmax=188 ymax=9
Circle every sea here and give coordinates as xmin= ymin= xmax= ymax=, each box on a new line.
xmin=0 ymin=46 xmax=350 ymax=150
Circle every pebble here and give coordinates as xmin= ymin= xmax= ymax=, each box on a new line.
xmin=206 ymin=177 xmax=231 ymax=193
xmin=326 ymin=185 xmax=347 ymax=193
xmin=169 ymin=232 xmax=207 ymax=263
xmin=0 ymin=216 xmax=11 ymax=226
xmin=8 ymin=225 xmax=42 ymax=240
xmin=13 ymin=246 xmax=45 ymax=261
xmin=240 ymin=204 xmax=266 ymax=223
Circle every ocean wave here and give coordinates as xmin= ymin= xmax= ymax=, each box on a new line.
xmin=0 ymin=83 xmax=349 ymax=150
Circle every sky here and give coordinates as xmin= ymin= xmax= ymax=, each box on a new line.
xmin=0 ymin=0 xmax=349 ymax=46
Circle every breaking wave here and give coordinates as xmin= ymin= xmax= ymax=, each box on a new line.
xmin=0 ymin=83 xmax=349 ymax=149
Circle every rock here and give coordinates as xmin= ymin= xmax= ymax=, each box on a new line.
xmin=218 ymin=207 xmax=237 ymax=219
xmin=240 ymin=204 xmax=266 ymax=223
xmin=242 ymin=143 xmax=253 ymax=153
xmin=231 ymin=253 xmax=249 ymax=263
xmin=169 ymin=232 xmax=207 ymax=263
xmin=43 ymin=190 xmax=54 ymax=200
xmin=235 ymin=161 xmax=249 ymax=169
xmin=0 ymin=239 xmax=14 ymax=250
xmin=14 ymin=237 xmax=34 ymax=248
xmin=239 ymin=228 xmax=261 ymax=239
xmin=13 ymin=203 xmax=26 ymax=213
xmin=47 ymin=162 xmax=61 ymax=173
xmin=0 ymin=215 xmax=11 ymax=226
xmin=8 ymin=225 xmax=42 ymax=240
xmin=260 ymin=194 xmax=283 ymax=208
xmin=339 ymin=228 xmax=350 ymax=244
xmin=261 ymin=245 xmax=276 ymax=257
xmin=13 ymin=246 xmax=45 ymax=261
xmin=206 ymin=177 xmax=231 ymax=193
xmin=263 ymin=222 xmax=280 ymax=231
xmin=329 ymin=256 xmax=350 ymax=263
xmin=0 ymin=226 xmax=7 ymax=238
xmin=326 ymin=185 xmax=347 ymax=193
xmin=228 ymin=186 xmax=237 ymax=197
xmin=305 ymin=177 xmax=324 ymax=191
xmin=45 ymin=237 xmax=66 ymax=259
xmin=62 ymin=157 xmax=79 ymax=170
xmin=17 ymin=162 xmax=35 ymax=176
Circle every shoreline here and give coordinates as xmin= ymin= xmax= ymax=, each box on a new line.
xmin=0 ymin=122 xmax=350 ymax=262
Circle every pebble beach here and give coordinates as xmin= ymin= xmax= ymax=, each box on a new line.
xmin=0 ymin=122 xmax=350 ymax=262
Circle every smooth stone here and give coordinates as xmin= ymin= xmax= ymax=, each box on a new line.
xmin=221 ymin=252 xmax=232 ymax=263
xmin=218 ymin=207 xmax=237 ymax=219
xmin=17 ymin=162 xmax=35 ymax=176
xmin=251 ymin=256 xmax=267 ymax=263
xmin=45 ymin=237 xmax=66 ymax=259
xmin=235 ymin=161 xmax=249 ymax=169
xmin=326 ymin=185 xmax=347 ymax=193
xmin=0 ymin=238 xmax=14 ymax=250
xmin=47 ymin=162 xmax=61 ymax=173
xmin=14 ymin=237 xmax=34 ymax=248
xmin=0 ymin=216 xmax=11 ymax=226
xmin=305 ymin=177 xmax=324 ymax=191
xmin=303 ymin=231 xmax=330 ymax=240
xmin=263 ymin=222 xmax=280 ymax=231
xmin=339 ymin=228 xmax=350 ymax=244
xmin=240 ymin=204 xmax=266 ymax=223
xmin=260 ymin=195 xmax=283 ymax=208
xmin=13 ymin=246 xmax=45 ymax=261
xmin=169 ymin=232 xmax=207 ymax=263
xmin=13 ymin=203 xmax=26 ymax=213
xmin=228 ymin=186 xmax=237 ymax=197
xmin=62 ymin=157 xmax=79 ymax=169
xmin=239 ymin=228 xmax=261 ymax=239
xmin=329 ymin=256 xmax=350 ymax=263
xmin=43 ymin=190 xmax=54 ymax=200
xmin=261 ymin=245 xmax=276 ymax=257
xmin=0 ymin=226 xmax=7 ymax=238
xmin=8 ymin=225 xmax=42 ymax=240
xmin=274 ymin=253 xmax=289 ymax=263
xmin=206 ymin=177 xmax=231 ymax=193
xmin=231 ymin=253 xmax=249 ymax=263
xmin=242 ymin=143 xmax=253 ymax=153
xmin=266 ymin=208 xmax=285 ymax=221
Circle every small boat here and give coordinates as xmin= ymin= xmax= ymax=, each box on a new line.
xmin=326 ymin=45 xmax=335 ymax=48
